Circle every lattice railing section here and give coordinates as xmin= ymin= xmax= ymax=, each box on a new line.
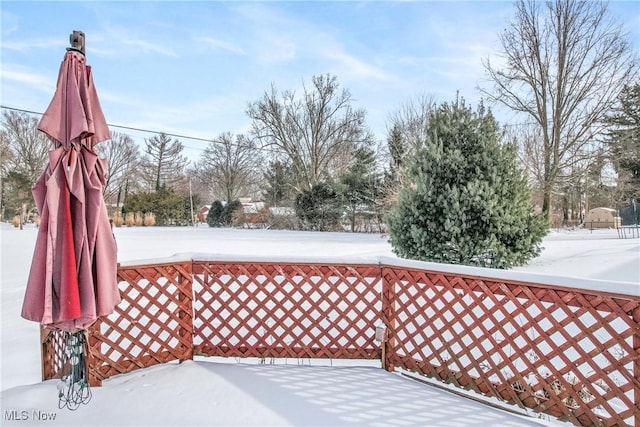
xmin=85 ymin=262 xmax=194 ymax=385
xmin=40 ymin=328 xmax=67 ymax=381
xmin=381 ymin=266 xmax=640 ymax=427
xmin=192 ymin=262 xmax=382 ymax=360
xmin=40 ymin=258 xmax=639 ymax=426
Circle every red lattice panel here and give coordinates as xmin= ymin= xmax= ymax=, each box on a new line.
xmin=192 ymin=262 xmax=382 ymax=360
xmin=382 ymin=266 xmax=640 ymax=427
xmin=85 ymin=262 xmax=194 ymax=385
xmin=40 ymin=327 xmax=67 ymax=381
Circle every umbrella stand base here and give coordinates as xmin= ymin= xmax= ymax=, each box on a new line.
xmin=57 ymin=330 xmax=92 ymax=410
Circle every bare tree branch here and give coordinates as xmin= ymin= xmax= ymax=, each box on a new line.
xmin=193 ymin=132 xmax=263 ymax=202
xmin=481 ymin=0 xmax=638 ymax=220
xmin=247 ymin=74 xmax=373 ymax=193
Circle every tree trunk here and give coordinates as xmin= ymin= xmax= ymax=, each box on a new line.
xmin=542 ymin=189 xmax=552 ymax=224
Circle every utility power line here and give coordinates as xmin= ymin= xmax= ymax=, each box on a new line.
xmin=0 ymin=105 xmax=283 ymax=155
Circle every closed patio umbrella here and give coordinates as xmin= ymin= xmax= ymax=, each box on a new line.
xmin=21 ymin=31 xmax=120 ymax=409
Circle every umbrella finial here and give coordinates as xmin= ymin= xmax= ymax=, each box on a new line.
xmin=67 ymin=31 xmax=85 ymax=55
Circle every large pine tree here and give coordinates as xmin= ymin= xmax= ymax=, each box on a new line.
xmin=604 ymin=83 xmax=640 ymax=201
xmin=340 ymin=146 xmax=381 ymax=232
xmin=263 ymin=160 xmax=295 ymax=207
xmin=386 ymin=98 xmax=547 ymax=269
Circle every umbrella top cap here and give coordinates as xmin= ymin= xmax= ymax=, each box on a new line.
xmin=67 ymin=30 xmax=85 ymax=56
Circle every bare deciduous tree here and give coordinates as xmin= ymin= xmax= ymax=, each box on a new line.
xmin=1 ymin=111 xmax=50 ymax=184
xmin=193 ymin=132 xmax=263 ymax=202
xmin=0 ymin=111 xmax=50 ymax=220
xmin=141 ymin=133 xmax=189 ymax=192
xmin=95 ymin=131 xmax=141 ymax=207
xmin=247 ymin=74 xmax=374 ymax=193
xmin=481 ymin=0 xmax=637 ymax=220
xmin=386 ymin=93 xmax=437 ymax=153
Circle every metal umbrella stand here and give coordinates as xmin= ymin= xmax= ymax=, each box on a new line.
xmin=57 ymin=331 xmax=91 ymax=410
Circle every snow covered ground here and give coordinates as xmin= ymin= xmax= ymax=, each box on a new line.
xmin=1 ymin=224 xmax=638 ymax=426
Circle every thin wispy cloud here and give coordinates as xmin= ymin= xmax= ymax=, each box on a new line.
xmin=1 ymin=37 xmax=67 ymax=52
xmin=256 ymin=34 xmax=297 ymax=63
xmin=232 ymin=3 xmax=307 ymax=64
xmin=87 ymin=23 xmax=180 ymax=58
xmin=1 ymin=65 xmax=55 ymax=94
xmin=195 ymin=37 xmax=245 ymax=55
xmin=323 ymin=50 xmax=396 ymax=82
xmin=1 ymin=10 xmax=18 ymax=37
xmin=121 ymin=38 xmax=178 ymax=58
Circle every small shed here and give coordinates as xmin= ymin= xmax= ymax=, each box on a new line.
xmin=584 ymin=207 xmax=621 ymax=229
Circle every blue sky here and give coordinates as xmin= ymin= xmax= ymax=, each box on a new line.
xmin=2 ymin=1 xmax=638 ymax=161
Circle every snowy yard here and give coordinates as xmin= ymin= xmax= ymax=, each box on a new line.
xmin=1 ymin=224 xmax=638 ymax=426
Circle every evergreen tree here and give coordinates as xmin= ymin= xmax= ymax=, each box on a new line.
xmin=387 ymin=123 xmax=405 ymax=184
xmin=222 ymin=199 xmax=243 ymax=226
xmin=295 ymin=182 xmax=342 ymax=231
xmin=207 ymin=200 xmax=224 ymax=227
xmin=604 ymin=83 xmax=640 ymax=201
xmin=386 ymin=98 xmax=547 ymax=269
xmin=263 ymin=160 xmax=295 ymax=206
xmin=381 ymin=123 xmax=407 ymax=212
xmin=340 ymin=146 xmax=380 ymax=232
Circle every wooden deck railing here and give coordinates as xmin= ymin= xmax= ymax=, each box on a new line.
xmin=41 ymin=256 xmax=639 ymax=426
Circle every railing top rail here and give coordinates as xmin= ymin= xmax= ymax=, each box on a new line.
xmin=117 ymin=252 xmax=639 ymax=299
xmin=118 ymin=252 xmax=381 ymax=269
xmin=378 ymin=256 xmax=640 ymax=299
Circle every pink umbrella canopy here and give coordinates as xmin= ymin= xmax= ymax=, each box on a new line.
xmin=21 ymin=31 xmax=120 ymax=332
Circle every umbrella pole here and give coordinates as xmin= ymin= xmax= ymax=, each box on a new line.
xmin=57 ymin=330 xmax=92 ymax=410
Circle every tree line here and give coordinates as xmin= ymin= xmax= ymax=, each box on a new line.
xmin=1 ymin=0 xmax=637 ymax=267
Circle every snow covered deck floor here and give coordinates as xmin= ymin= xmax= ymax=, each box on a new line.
xmin=1 ymin=360 xmax=557 ymax=426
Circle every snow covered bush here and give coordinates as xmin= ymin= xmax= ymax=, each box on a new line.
xmin=386 ymin=98 xmax=547 ymax=268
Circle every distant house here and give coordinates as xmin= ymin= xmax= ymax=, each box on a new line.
xmin=240 ymin=199 xmax=265 ymax=214
xmin=584 ymin=207 xmax=621 ymax=229
xmin=197 ymin=205 xmax=211 ymax=223
xmin=197 ymin=202 xmax=296 ymax=227
xmin=268 ymin=206 xmax=295 ymax=216
xmin=197 ymin=200 xmax=268 ymax=224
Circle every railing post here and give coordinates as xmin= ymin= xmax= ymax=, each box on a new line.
xmin=178 ymin=262 xmax=194 ymax=362
xmin=381 ymin=264 xmax=395 ymax=372
xmin=634 ymin=306 xmax=640 ymax=427
xmin=40 ymin=326 xmax=51 ymax=381
xmin=86 ymin=322 xmax=102 ymax=387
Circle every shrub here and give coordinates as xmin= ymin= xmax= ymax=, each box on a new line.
xmin=111 ymin=212 xmax=124 ymax=227
xmin=295 ymin=182 xmax=342 ymax=231
xmin=124 ymin=212 xmax=135 ymax=227
xmin=207 ymin=200 xmax=224 ymax=227
xmin=222 ymin=200 xmax=243 ymax=226
xmin=386 ymin=98 xmax=547 ymax=269
xmin=143 ymin=212 xmax=156 ymax=226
